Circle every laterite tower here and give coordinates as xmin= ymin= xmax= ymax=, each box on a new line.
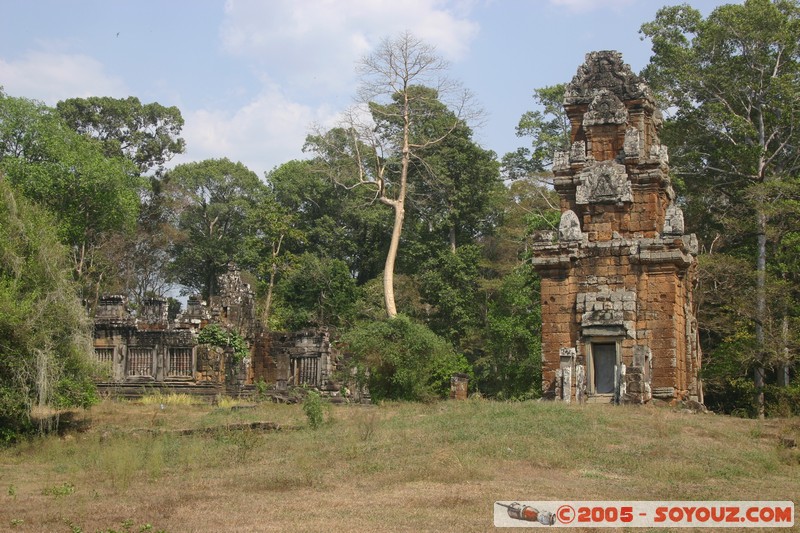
xmin=531 ymin=51 xmax=701 ymax=403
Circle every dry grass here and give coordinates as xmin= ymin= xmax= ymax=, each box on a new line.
xmin=1 ymin=398 xmax=798 ymax=532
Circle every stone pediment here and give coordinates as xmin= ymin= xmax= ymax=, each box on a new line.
xmin=564 ymin=51 xmax=651 ymax=105
xmin=575 ymin=161 xmax=632 ymax=204
xmin=583 ymin=89 xmax=628 ymax=126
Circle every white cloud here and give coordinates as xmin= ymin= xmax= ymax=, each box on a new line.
xmin=220 ymin=0 xmax=480 ymax=98
xmin=174 ymin=80 xmax=340 ymax=177
xmin=548 ymin=0 xmax=635 ymax=14
xmin=0 ymin=51 xmax=128 ymax=104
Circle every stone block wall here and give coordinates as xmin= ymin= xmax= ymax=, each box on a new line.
xmin=532 ymin=51 xmax=700 ymax=403
xmin=92 ymin=264 xmax=339 ymax=394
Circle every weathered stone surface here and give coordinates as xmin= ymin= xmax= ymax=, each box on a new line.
xmin=565 ymin=51 xmax=651 ymax=105
xmin=663 ymin=203 xmax=685 ymax=235
xmin=93 ymin=264 xmax=340 ymax=396
xmin=534 ymin=50 xmax=700 ymax=404
xmin=583 ymin=89 xmax=628 ymax=126
xmin=559 ymin=210 xmax=582 ymax=241
xmin=575 ymin=161 xmax=632 ymax=205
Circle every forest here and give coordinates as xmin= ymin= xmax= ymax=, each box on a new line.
xmin=1 ymin=0 xmax=798 ymax=440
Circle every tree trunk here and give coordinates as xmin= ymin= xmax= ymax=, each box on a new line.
xmin=383 ymin=200 xmax=404 ymax=318
xmin=262 ymin=235 xmax=283 ymax=328
xmin=755 ymin=209 xmax=767 ymax=419
xmin=449 ymin=226 xmax=457 ymax=253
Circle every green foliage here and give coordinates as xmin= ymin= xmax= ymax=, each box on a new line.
xmin=197 ymin=324 xmax=248 ymax=364
xmin=641 ymin=0 xmax=800 ymax=413
xmin=0 ymin=90 xmax=142 ymax=301
xmin=272 ymin=253 xmax=360 ymax=330
xmin=479 ymin=268 xmax=542 ymax=400
xmin=341 ymin=315 xmax=471 ymax=402
xmin=56 ymin=96 xmax=185 ymax=176
xmin=417 ymin=245 xmax=482 ymax=343
xmin=0 ymin=178 xmax=98 ymax=439
xmin=302 ymin=390 xmax=325 ymax=430
xmin=503 ymin=83 xmax=569 ymax=177
xmin=41 ymin=482 xmax=75 ymax=497
xmin=165 ymin=158 xmax=265 ymax=298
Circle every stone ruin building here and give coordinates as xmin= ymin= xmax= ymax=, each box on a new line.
xmin=92 ymin=263 xmax=344 ymax=399
xmin=531 ymin=51 xmax=701 ymax=404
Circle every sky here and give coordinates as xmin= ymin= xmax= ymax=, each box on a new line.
xmin=0 ymin=0 xmax=734 ymax=179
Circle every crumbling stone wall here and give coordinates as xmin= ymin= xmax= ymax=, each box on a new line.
xmin=92 ymin=264 xmax=339 ymax=394
xmin=532 ymin=51 xmax=700 ymax=403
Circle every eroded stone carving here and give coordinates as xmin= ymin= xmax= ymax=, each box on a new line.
xmin=559 ymin=210 xmax=582 ymax=241
xmin=575 ymin=161 xmax=632 ymax=204
xmin=569 ymin=140 xmax=586 ymax=164
xmin=663 ymin=203 xmax=685 ymax=235
xmin=623 ymin=127 xmax=641 ymax=159
xmin=583 ymin=89 xmax=628 ymax=126
xmin=564 ymin=50 xmax=650 ymax=105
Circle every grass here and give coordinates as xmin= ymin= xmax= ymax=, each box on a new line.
xmin=0 ymin=397 xmax=798 ymax=532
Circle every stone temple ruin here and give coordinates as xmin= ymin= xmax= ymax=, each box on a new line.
xmin=92 ymin=263 xmax=345 ymax=400
xmin=532 ymin=51 xmax=701 ymax=404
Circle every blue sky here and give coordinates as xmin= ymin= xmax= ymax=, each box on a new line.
xmin=1 ymin=0 xmax=732 ymax=178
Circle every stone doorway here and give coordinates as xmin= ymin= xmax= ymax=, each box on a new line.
xmin=590 ymin=342 xmax=617 ymax=395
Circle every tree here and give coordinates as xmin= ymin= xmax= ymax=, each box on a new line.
xmin=268 ymin=159 xmax=391 ymax=284
xmin=165 ymin=158 xmax=265 ymax=299
xmin=272 ymin=253 xmax=361 ymax=330
xmin=392 ymin=86 xmax=502 ymax=254
xmin=502 ymin=84 xmax=570 ymax=180
xmin=641 ymin=0 xmax=800 ymax=416
xmin=0 ymin=176 xmax=98 ymax=440
xmin=56 ymin=96 xmax=185 ymax=176
xmin=0 ymin=91 xmax=141 ymax=302
xmin=306 ymin=32 xmax=475 ymax=318
xmin=55 ymin=96 xmax=186 ymax=306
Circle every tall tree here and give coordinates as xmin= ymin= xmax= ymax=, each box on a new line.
xmin=306 ymin=32 xmax=475 ymax=318
xmin=641 ymin=0 xmax=800 ymax=416
xmin=165 ymin=158 xmax=264 ymax=299
xmin=56 ymin=96 xmax=185 ymax=176
xmin=0 ymin=91 xmax=141 ymax=302
xmin=502 ymin=83 xmax=570 ymax=180
xmin=268 ymin=159 xmax=391 ymax=284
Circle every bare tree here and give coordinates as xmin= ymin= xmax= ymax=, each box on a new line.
xmin=307 ymin=31 xmax=477 ymax=318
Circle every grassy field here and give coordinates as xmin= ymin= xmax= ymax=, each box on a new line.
xmin=1 ymin=396 xmax=798 ymax=532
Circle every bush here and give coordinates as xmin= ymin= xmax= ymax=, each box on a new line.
xmin=340 ymin=315 xmax=471 ymax=402
xmin=303 ymin=390 xmax=325 ymax=429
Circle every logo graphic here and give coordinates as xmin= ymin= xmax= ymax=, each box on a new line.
xmin=496 ymin=502 xmax=556 ymax=525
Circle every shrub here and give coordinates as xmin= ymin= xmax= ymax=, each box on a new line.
xmin=303 ymin=390 xmax=324 ymax=429
xmin=340 ymin=315 xmax=471 ymax=402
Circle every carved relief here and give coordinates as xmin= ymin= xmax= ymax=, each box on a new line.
xmin=569 ymin=140 xmax=586 ymax=164
xmin=564 ymin=50 xmax=650 ymax=105
xmin=583 ymin=89 xmax=628 ymax=126
xmin=623 ymin=127 xmax=641 ymax=159
xmin=575 ymin=161 xmax=632 ymax=204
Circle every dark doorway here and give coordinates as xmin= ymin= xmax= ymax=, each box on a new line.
xmin=592 ymin=343 xmax=617 ymax=394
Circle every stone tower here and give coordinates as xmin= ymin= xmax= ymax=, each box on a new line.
xmin=531 ymin=51 xmax=701 ymax=403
